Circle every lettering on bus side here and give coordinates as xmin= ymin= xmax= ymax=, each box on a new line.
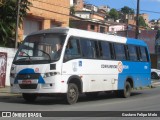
xmin=101 ymin=64 xmax=118 ymax=69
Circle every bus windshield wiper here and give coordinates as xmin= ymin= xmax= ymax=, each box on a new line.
xmin=36 ymin=49 xmax=52 ymax=62
xmin=20 ymin=51 xmax=32 ymax=63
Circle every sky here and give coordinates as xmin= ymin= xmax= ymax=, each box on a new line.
xmin=85 ymin=0 xmax=160 ymax=20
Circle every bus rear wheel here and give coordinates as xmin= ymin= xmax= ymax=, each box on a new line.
xmin=119 ymin=81 xmax=132 ymax=98
xmin=22 ymin=93 xmax=37 ymax=102
xmin=65 ymin=83 xmax=79 ymax=104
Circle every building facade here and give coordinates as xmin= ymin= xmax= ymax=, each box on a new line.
xmin=70 ymin=15 xmax=109 ymax=33
xmin=70 ymin=0 xmax=84 ymax=10
xmin=19 ymin=0 xmax=70 ymax=41
xmin=74 ymin=11 xmax=105 ymax=21
xmin=117 ymin=30 xmax=157 ymax=54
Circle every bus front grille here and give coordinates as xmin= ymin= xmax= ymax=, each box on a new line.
xmin=16 ymin=74 xmax=40 ymax=79
xmin=19 ymin=84 xmax=37 ymax=89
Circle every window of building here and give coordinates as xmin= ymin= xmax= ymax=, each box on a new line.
xmin=50 ymin=21 xmax=61 ymax=28
xmin=111 ymin=28 xmax=114 ymax=32
xmin=73 ymin=0 xmax=77 ymax=5
xmin=100 ymin=26 xmax=105 ymax=33
xmin=23 ymin=18 xmax=42 ymax=39
xmin=90 ymin=25 xmax=95 ymax=30
xmin=114 ymin=43 xmax=126 ymax=60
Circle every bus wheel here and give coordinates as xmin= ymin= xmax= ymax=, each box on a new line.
xmin=22 ymin=93 xmax=37 ymax=102
xmin=66 ymin=83 xmax=79 ymax=104
xmin=119 ymin=81 xmax=132 ymax=98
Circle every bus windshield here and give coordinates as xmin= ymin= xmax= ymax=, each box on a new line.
xmin=13 ymin=33 xmax=66 ymax=64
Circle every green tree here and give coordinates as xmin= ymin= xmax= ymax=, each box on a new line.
xmin=139 ymin=16 xmax=147 ymax=27
xmin=0 ymin=0 xmax=31 ymax=47
xmin=121 ymin=6 xmax=134 ymax=15
xmin=120 ymin=6 xmax=135 ymax=23
xmin=70 ymin=6 xmax=75 ymax=15
xmin=109 ymin=8 xmax=119 ymax=21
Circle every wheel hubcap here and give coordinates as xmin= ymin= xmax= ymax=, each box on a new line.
xmin=69 ymin=88 xmax=76 ymax=100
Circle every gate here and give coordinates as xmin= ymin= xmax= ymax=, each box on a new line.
xmin=0 ymin=52 xmax=7 ymax=87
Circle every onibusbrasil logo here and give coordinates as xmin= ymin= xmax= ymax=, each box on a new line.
xmin=117 ymin=61 xmax=123 ymax=73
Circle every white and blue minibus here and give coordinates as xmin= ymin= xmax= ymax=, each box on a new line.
xmin=10 ymin=27 xmax=151 ymax=104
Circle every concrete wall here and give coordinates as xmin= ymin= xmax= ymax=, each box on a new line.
xmin=117 ymin=30 xmax=157 ymax=54
xmin=0 ymin=47 xmax=17 ymax=86
xmin=75 ymin=12 xmax=91 ymax=19
xmin=109 ymin=25 xmax=125 ymax=32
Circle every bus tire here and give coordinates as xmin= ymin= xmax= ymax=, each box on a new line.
xmin=65 ymin=83 xmax=79 ymax=104
xmin=119 ymin=81 xmax=132 ymax=98
xmin=22 ymin=93 xmax=37 ymax=102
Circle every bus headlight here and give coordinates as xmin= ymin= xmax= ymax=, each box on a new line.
xmin=43 ymin=72 xmax=57 ymax=78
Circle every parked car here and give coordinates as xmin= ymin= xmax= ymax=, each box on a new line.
xmin=151 ymin=69 xmax=160 ymax=79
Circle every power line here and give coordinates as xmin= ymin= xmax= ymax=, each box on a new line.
xmin=31 ymin=0 xmax=70 ymax=9
xmin=30 ymin=5 xmax=70 ymax=17
xmin=117 ymin=8 xmax=160 ymax=15
xmin=139 ymin=9 xmax=160 ymax=14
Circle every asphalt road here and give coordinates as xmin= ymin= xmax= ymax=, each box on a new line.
xmin=0 ymin=87 xmax=160 ymax=120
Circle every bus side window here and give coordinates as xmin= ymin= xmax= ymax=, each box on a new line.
xmin=139 ymin=46 xmax=148 ymax=62
xmin=114 ymin=43 xmax=126 ymax=61
xmin=99 ymin=41 xmax=111 ymax=59
xmin=80 ymin=38 xmax=97 ymax=59
xmin=64 ymin=37 xmax=81 ymax=61
xmin=90 ymin=40 xmax=99 ymax=58
xmin=128 ymin=45 xmax=138 ymax=61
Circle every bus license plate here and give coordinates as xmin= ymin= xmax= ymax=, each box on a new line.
xmin=22 ymin=80 xmax=32 ymax=84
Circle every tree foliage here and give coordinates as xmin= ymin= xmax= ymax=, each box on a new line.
xmin=139 ymin=16 xmax=147 ymax=28
xmin=0 ymin=0 xmax=31 ymax=47
xmin=109 ymin=8 xmax=119 ymax=21
xmin=70 ymin=6 xmax=75 ymax=15
xmin=121 ymin=6 xmax=134 ymax=15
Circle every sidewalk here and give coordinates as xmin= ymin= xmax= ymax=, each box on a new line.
xmin=151 ymin=79 xmax=160 ymax=87
xmin=0 ymin=86 xmax=12 ymax=97
xmin=0 ymin=86 xmax=20 ymax=97
xmin=0 ymin=80 xmax=160 ymax=97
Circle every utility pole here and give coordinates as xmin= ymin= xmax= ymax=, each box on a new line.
xmin=135 ymin=0 xmax=140 ymax=39
xmin=15 ymin=0 xmax=21 ymax=49
xmin=126 ymin=14 xmax=129 ymax=37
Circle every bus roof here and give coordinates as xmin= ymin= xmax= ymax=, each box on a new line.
xmin=28 ymin=27 xmax=147 ymax=47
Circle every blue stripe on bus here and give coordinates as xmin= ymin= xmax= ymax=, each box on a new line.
xmin=14 ymin=68 xmax=45 ymax=84
xmin=126 ymin=38 xmax=147 ymax=46
xmin=117 ymin=61 xmax=151 ymax=90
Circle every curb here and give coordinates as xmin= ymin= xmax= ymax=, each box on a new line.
xmin=151 ymin=80 xmax=160 ymax=87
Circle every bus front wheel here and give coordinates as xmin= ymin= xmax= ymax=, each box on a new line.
xmin=22 ymin=93 xmax=37 ymax=102
xmin=65 ymin=83 xmax=79 ymax=104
